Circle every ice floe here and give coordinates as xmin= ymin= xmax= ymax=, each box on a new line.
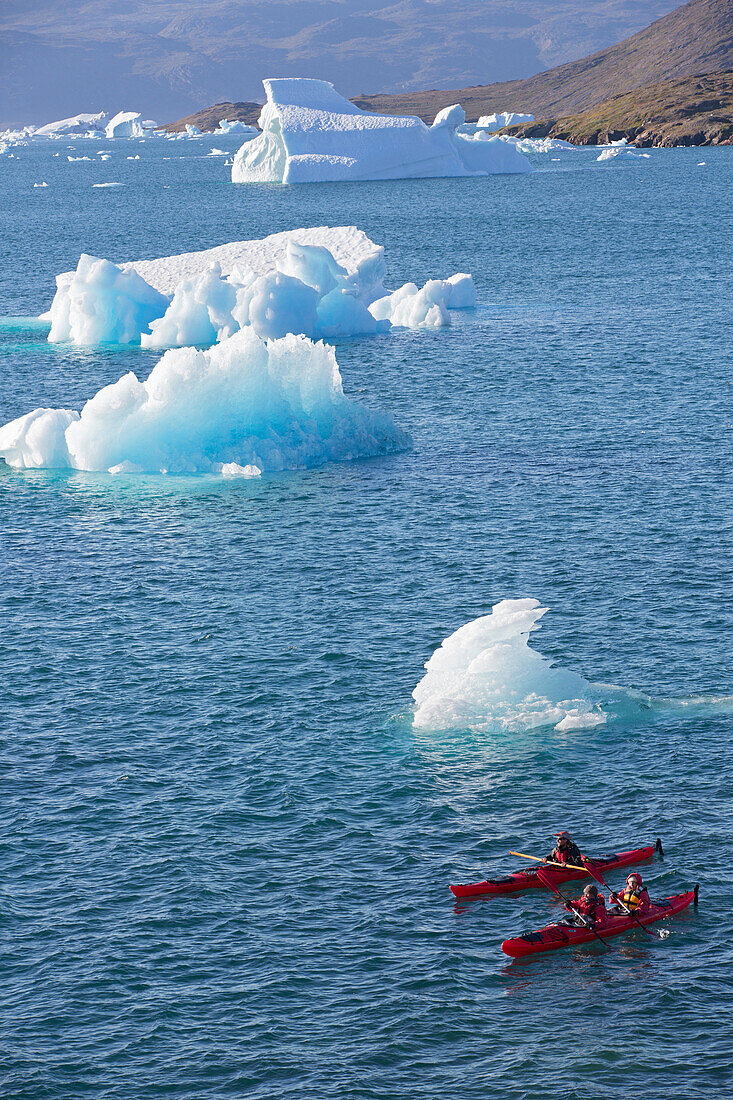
xmin=412 ymin=598 xmax=607 ymax=732
xmin=0 ymin=328 xmax=410 ymax=475
xmin=231 ymin=78 xmax=531 ymax=183
xmin=44 ymin=228 xmax=474 ymax=347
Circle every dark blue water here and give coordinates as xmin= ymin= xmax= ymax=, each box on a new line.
xmin=1 ymin=138 xmax=732 ymax=1099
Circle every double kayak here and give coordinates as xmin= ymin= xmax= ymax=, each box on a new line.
xmin=450 ymin=839 xmax=663 ymax=898
xmin=501 ymin=886 xmax=698 ymax=958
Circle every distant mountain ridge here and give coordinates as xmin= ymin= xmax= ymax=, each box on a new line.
xmin=508 ymin=70 xmax=733 ymax=145
xmin=353 ymin=0 xmax=733 ymax=122
xmin=0 ymin=1 xmax=678 ymax=127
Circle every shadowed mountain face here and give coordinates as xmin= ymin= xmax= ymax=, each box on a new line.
xmin=0 ymin=1 xmax=678 ymax=127
xmin=353 ymin=0 xmax=733 ymax=121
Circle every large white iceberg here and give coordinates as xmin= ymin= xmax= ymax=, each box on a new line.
xmin=105 ymin=111 xmax=143 ymax=139
xmin=232 ymin=78 xmax=531 ymax=183
xmin=35 ymin=112 xmax=109 ymax=136
xmin=412 ymin=599 xmax=607 ymax=732
xmin=476 ymin=111 xmax=534 ymax=132
xmin=0 ymin=328 xmax=410 ymax=475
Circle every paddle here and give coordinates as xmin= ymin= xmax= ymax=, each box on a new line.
xmin=536 ymin=866 xmax=612 ymax=949
xmin=582 ymin=857 xmax=661 ymax=939
xmin=510 ymin=850 xmax=588 ymax=873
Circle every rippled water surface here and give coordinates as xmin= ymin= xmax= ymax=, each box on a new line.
xmin=1 ymin=138 xmax=732 ymax=1099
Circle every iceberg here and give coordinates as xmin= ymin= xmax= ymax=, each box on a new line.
xmin=476 ymin=111 xmax=534 ymax=132
xmin=35 ymin=112 xmax=108 ymax=136
xmin=0 ymin=328 xmax=410 ymax=475
xmin=232 ymin=78 xmax=531 ymax=183
xmin=412 ymin=598 xmax=606 ymax=732
xmin=105 ymin=111 xmax=143 ymax=139
xmin=44 ymin=228 xmax=473 ymax=347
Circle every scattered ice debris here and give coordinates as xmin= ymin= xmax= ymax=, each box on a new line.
xmin=33 ymin=182 xmax=49 ymax=188
xmin=207 ymin=148 xmax=227 ymax=156
xmin=92 ymin=181 xmax=123 ymax=187
xmin=67 ymin=155 xmax=91 ymax=161
xmin=126 ymin=155 xmax=140 ymax=160
xmin=412 ymin=598 xmax=608 ymax=732
xmin=698 ymin=161 xmax=706 ymax=166
xmin=511 ymin=136 xmax=577 ymax=153
xmin=105 ymin=111 xmax=143 ymax=139
xmin=476 ymin=111 xmax=534 ymax=132
xmin=0 ymin=328 xmax=410 ymax=475
xmin=44 ymin=228 xmax=475 ymax=347
xmin=232 ymin=78 xmax=531 ymax=183
xmin=100 ymin=154 xmax=111 ymax=160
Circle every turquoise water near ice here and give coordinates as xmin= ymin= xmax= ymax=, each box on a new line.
xmin=1 ymin=137 xmax=732 ymax=1098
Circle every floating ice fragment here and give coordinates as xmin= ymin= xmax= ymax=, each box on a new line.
xmin=412 ymin=598 xmax=607 ymax=732
xmin=33 ymin=181 xmax=49 ymax=188
xmin=218 ymin=462 xmax=262 ymax=478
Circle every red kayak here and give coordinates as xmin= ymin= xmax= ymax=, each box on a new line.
xmin=501 ymin=887 xmax=698 ymax=958
xmin=450 ymin=839 xmax=663 ymax=898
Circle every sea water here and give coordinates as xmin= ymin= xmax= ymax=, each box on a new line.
xmin=1 ymin=137 xmax=732 ymax=1098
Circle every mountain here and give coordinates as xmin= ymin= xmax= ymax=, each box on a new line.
xmin=353 ymin=0 xmax=733 ymax=122
xmin=0 ymin=1 xmax=678 ymax=128
xmin=508 ymin=70 xmax=733 ymax=145
xmin=164 ymin=102 xmax=262 ymax=133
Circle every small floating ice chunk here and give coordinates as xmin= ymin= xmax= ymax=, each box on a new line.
xmin=33 ymin=181 xmax=49 ymax=188
xmin=369 ymin=280 xmax=451 ymax=329
xmin=218 ymin=461 xmax=262 ymax=478
xmin=67 ymin=155 xmax=91 ymax=161
xmin=476 ymin=111 xmax=534 ymax=132
xmin=412 ymin=598 xmax=606 ymax=732
xmin=126 ymin=154 xmax=140 ymax=160
xmin=92 ymin=181 xmax=123 ymax=187
xmin=207 ymin=147 xmax=227 ymax=156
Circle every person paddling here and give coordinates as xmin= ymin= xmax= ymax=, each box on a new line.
xmin=564 ymin=883 xmax=607 ymax=928
xmin=546 ymin=831 xmax=583 ymax=867
xmin=610 ymin=873 xmax=651 ymax=915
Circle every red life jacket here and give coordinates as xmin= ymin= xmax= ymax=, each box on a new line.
xmin=575 ymin=893 xmax=607 ymax=925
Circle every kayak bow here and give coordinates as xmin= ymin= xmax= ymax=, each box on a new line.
xmin=450 ymin=839 xmax=663 ymax=898
xmin=501 ymin=886 xmax=698 ymax=959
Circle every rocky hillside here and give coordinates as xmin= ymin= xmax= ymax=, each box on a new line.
xmin=353 ymin=0 xmax=733 ymax=122
xmin=506 ymin=70 xmax=733 ymax=145
xmin=163 ymin=102 xmax=261 ymax=133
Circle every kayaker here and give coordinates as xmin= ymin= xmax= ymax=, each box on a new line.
xmin=546 ymin=831 xmax=583 ymax=867
xmin=610 ymin=873 xmax=651 ymax=914
xmin=565 ymin=883 xmax=607 ymax=927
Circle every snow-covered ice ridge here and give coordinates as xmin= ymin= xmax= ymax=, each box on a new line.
xmin=0 ymin=329 xmax=410 ymax=476
xmin=232 ymin=78 xmax=531 ymax=183
xmin=44 ymin=227 xmax=476 ymax=348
